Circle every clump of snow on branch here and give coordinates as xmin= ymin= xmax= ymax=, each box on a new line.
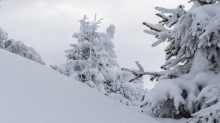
xmin=190 ymin=0 xmax=219 ymax=6
xmin=51 ymin=15 xmax=145 ymax=106
xmin=141 ymin=71 xmax=220 ymax=119
xmin=188 ymin=83 xmax=220 ymax=123
xmin=121 ymin=61 xmax=146 ymax=82
xmin=188 ymin=104 xmax=220 ymax=123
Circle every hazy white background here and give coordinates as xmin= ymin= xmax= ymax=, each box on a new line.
xmin=0 ymin=0 xmax=192 ymax=89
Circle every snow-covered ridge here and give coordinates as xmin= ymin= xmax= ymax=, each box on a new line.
xmin=0 ymin=49 xmax=158 ymax=123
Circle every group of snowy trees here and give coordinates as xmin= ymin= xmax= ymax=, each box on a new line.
xmin=51 ymin=15 xmax=145 ymax=105
xmin=2 ymin=0 xmax=220 ymax=122
xmin=140 ymin=0 xmax=220 ymax=122
xmin=0 ymin=27 xmax=45 ymax=65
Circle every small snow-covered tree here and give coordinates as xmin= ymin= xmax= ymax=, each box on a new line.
xmin=0 ymin=27 xmax=45 ymax=65
xmin=0 ymin=27 xmax=8 ymax=48
xmin=51 ymin=15 xmax=145 ymax=105
xmin=141 ymin=1 xmax=220 ymax=120
xmin=4 ymin=39 xmax=45 ymax=65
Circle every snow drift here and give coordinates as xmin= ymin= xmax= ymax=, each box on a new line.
xmin=0 ymin=49 xmax=158 ymax=123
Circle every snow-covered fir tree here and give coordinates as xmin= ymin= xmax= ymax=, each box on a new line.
xmin=0 ymin=27 xmax=45 ymax=65
xmin=0 ymin=27 xmax=8 ymax=48
xmin=51 ymin=15 xmax=145 ymax=105
xmin=140 ymin=0 xmax=220 ymax=122
xmin=4 ymin=39 xmax=45 ymax=65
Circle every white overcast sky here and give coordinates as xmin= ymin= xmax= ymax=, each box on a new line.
xmin=0 ymin=0 xmax=192 ymax=89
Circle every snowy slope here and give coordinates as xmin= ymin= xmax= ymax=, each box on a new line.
xmin=0 ymin=49 xmax=159 ymax=123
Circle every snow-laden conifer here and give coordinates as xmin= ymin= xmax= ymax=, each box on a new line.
xmin=0 ymin=27 xmax=45 ymax=65
xmin=51 ymin=15 xmax=145 ymax=105
xmin=0 ymin=27 xmax=8 ymax=49
xmin=4 ymin=39 xmax=45 ymax=65
xmin=141 ymin=1 xmax=220 ymax=120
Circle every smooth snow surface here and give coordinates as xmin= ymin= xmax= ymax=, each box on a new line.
xmin=155 ymin=118 xmax=187 ymax=123
xmin=0 ymin=49 xmax=158 ymax=123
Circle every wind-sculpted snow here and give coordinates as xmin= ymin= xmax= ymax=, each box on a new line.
xmin=0 ymin=49 xmax=158 ymax=123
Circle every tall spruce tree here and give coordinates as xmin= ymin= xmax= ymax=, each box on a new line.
xmin=140 ymin=0 xmax=220 ymax=121
xmin=51 ymin=15 xmax=145 ymax=105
